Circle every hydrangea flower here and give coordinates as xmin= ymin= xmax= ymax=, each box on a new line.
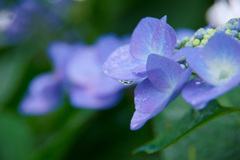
xmin=103 ymin=16 xmax=183 ymax=83
xmin=181 ymin=33 xmax=240 ymax=109
xmin=19 ymin=73 xmax=63 ymax=115
xmin=0 ymin=0 xmax=66 ymax=44
xmin=19 ymin=42 xmax=75 ymax=115
xmin=19 ymin=34 xmax=128 ymax=115
xmin=66 ymin=34 xmax=128 ymax=109
xmin=206 ymin=0 xmax=240 ymax=26
xmin=130 ymin=54 xmax=191 ymax=130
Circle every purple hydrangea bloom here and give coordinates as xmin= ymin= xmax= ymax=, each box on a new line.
xmin=1 ymin=0 xmax=66 ymax=44
xmin=19 ymin=34 xmax=128 ymax=115
xmin=103 ymin=16 xmax=183 ymax=82
xmin=19 ymin=73 xmax=63 ymax=115
xmin=66 ymin=34 xmax=128 ymax=109
xmin=130 ymin=54 xmax=191 ymax=130
xmin=19 ymin=41 xmax=76 ymax=115
xmin=181 ymin=33 xmax=240 ymax=109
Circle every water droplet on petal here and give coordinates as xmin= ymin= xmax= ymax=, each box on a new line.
xmin=119 ymin=80 xmax=134 ymax=85
xmin=180 ymin=64 xmax=186 ymax=69
xmin=195 ymin=82 xmax=201 ymax=85
xmin=103 ymin=70 xmax=109 ymax=75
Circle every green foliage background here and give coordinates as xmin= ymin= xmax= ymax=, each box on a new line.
xmin=2 ymin=0 xmax=240 ymax=160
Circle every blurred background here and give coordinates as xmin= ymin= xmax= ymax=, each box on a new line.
xmin=1 ymin=0 xmax=240 ymax=160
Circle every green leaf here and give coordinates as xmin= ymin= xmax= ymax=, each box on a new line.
xmin=0 ymin=53 xmax=28 ymax=107
xmin=134 ymin=100 xmax=240 ymax=154
xmin=162 ymin=112 xmax=240 ymax=160
xmin=29 ymin=110 xmax=96 ymax=160
xmin=217 ymin=85 xmax=240 ymax=107
xmin=0 ymin=112 xmax=34 ymax=160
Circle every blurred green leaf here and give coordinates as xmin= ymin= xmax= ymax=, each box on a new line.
xmin=134 ymin=100 xmax=240 ymax=154
xmin=162 ymin=112 xmax=240 ymax=160
xmin=0 ymin=112 xmax=34 ymax=160
xmin=29 ymin=110 xmax=96 ymax=160
xmin=217 ymin=85 xmax=240 ymax=107
xmin=0 ymin=53 xmax=28 ymax=108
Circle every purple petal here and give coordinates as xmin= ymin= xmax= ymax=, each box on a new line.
xmin=130 ymin=17 xmax=160 ymax=60
xmin=181 ymin=47 xmax=218 ymax=85
xmin=132 ymin=64 xmax=147 ymax=78
xmin=147 ymin=54 xmax=184 ymax=92
xmin=47 ymin=41 xmax=77 ymax=78
xmin=182 ymin=75 xmax=240 ymax=109
xmin=19 ymin=95 xmax=60 ymax=115
xmin=69 ymin=86 xmax=121 ymax=110
xmin=19 ymin=73 xmax=62 ymax=115
xmin=202 ymin=33 xmax=240 ymax=73
xmin=88 ymin=74 xmax=125 ymax=97
xmin=183 ymin=33 xmax=240 ymax=86
xmin=102 ymin=44 xmax=145 ymax=81
xmin=151 ymin=17 xmax=177 ymax=57
xmin=28 ymin=73 xmax=60 ymax=95
xmin=131 ymin=67 xmax=191 ymax=130
xmin=95 ymin=33 xmax=129 ymax=63
xmin=171 ymin=49 xmax=185 ymax=61
xmin=66 ymin=46 xmax=101 ymax=87
xmin=131 ymin=79 xmax=171 ymax=130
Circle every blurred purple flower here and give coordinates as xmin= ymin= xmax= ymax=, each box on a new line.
xmin=0 ymin=0 xmax=68 ymax=44
xmin=19 ymin=41 xmax=76 ymax=115
xmin=19 ymin=73 xmax=63 ymax=115
xmin=103 ymin=16 xmax=183 ymax=83
xmin=66 ymin=34 xmax=129 ymax=109
xmin=19 ymin=34 xmax=129 ymax=115
xmin=130 ymin=54 xmax=191 ymax=130
xmin=182 ymin=33 xmax=240 ymax=109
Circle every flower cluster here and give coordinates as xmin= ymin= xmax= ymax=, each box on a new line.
xmin=103 ymin=16 xmax=240 ymax=130
xmin=0 ymin=0 xmax=69 ymax=44
xmin=19 ymin=34 xmax=128 ymax=115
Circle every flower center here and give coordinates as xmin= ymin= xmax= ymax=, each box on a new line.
xmin=219 ymin=70 xmax=229 ymax=80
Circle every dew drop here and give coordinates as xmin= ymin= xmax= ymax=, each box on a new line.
xmin=119 ymin=80 xmax=134 ymax=85
xmin=195 ymin=82 xmax=201 ymax=85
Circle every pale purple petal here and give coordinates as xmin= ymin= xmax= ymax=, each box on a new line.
xmin=69 ymin=87 xmax=121 ymax=110
xmin=66 ymin=46 xmax=101 ymax=87
xmin=102 ymin=44 xmax=145 ymax=81
xmin=87 ymin=74 xmax=125 ymax=97
xmin=183 ymin=33 xmax=240 ymax=85
xmin=202 ymin=33 xmax=240 ymax=73
xmin=95 ymin=33 xmax=129 ymax=63
xmin=131 ymin=79 xmax=171 ymax=130
xmin=28 ymin=73 xmax=60 ymax=95
xmin=130 ymin=17 xmax=160 ymax=60
xmin=19 ymin=95 xmax=60 ymax=115
xmin=132 ymin=64 xmax=147 ymax=78
xmin=131 ymin=67 xmax=191 ymax=130
xmin=181 ymin=47 xmax=218 ymax=85
xmin=171 ymin=49 xmax=185 ymax=61
xmin=147 ymin=54 xmax=184 ymax=92
xmin=151 ymin=17 xmax=177 ymax=57
xmin=182 ymin=75 xmax=240 ymax=109
xmin=19 ymin=73 xmax=62 ymax=115
xmin=47 ymin=41 xmax=78 ymax=78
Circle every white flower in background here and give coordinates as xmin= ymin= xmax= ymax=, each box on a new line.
xmin=0 ymin=10 xmax=16 ymax=32
xmin=206 ymin=0 xmax=240 ymax=26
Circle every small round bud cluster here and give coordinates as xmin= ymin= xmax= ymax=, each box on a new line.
xmin=224 ymin=18 xmax=240 ymax=39
xmin=175 ymin=18 xmax=240 ymax=50
xmin=175 ymin=26 xmax=216 ymax=49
